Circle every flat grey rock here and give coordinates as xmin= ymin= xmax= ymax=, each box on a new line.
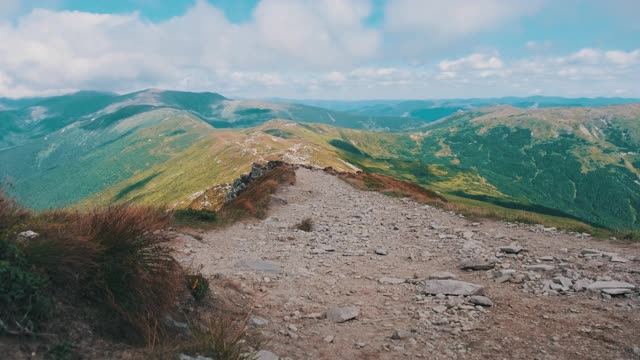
xmin=235 ymin=259 xmax=282 ymax=274
xmin=326 ymin=306 xmax=360 ymax=323
xmin=379 ymin=277 xmax=406 ymax=285
xmin=601 ymin=288 xmax=632 ymax=295
xmin=610 ymin=255 xmax=629 ymax=263
xmin=255 ymin=350 xmax=279 ymax=360
xmin=180 ymin=355 xmax=213 ymax=360
xmin=586 ymin=280 xmax=635 ymax=290
xmin=526 ymin=264 xmax=555 ymax=272
xmin=498 ymin=245 xmax=523 ymax=254
xmin=460 ymin=258 xmax=496 ymax=271
xmin=391 ymin=329 xmax=416 ymax=340
xmin=428 ymin=271 xmax=457 ymax=280
xmin=418 ymin=279 xmax=485 ymax=296
xmin=249 ymin=315 xmax=269 ymax=327
xmin=374 ymin=248 xmax=388 ymax=255
xmin=469 ymin=295 xmax=493 ymax=307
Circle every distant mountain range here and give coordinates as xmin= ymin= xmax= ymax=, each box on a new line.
xmin=1 ymin=89 xmax=639 ymax=230
xmin=271 ymin=96 xmax=640 ymax=122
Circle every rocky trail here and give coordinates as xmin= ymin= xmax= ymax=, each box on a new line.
xmin=174 ymin=168 xmax=640 ymax=360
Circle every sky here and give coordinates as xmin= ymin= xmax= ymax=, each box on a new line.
xmin=0 ymin=0 xmax=639 ymax=99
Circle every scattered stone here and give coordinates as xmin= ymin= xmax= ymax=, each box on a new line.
xmin=499 ymin=245 xmax=524 ymax=254
xmin=17 ymin=230 xmax=39 ymax=241
xmin=379 ymin=277 xmax=406 ymax=285
xmin=469 ymin=295 xmax=493 ymax=307
xmin=375 ymin=248 xmax=388 ymax=256
xmin=323 ymin=335 xmax=335 ymax=343
xmin=610 ymin=256 xmax=629 ymax=263
xmin=494 ymin=269 xmax=516 ymax=278
xmin=255 ymin=350 xmax=279 ymax=360
xmin=326 ymin=306 xmax=360 ymax=323
xmin=432 ymin=305 xmax=448 ymax=314
xmin=249 ymin=315 xmax=269 ymax=327
xmin=180 ymin=354 xmax=213 ymax=360
xmin=355 ymin=342 xmax=366 ymax=349
xmin=587 ymin=281 xmax=635 ymax=291
xmin=526 ymin=264 xmax=555 ymax=272
xmin=391 ymin=329 xmax=416 ymax=340
xmin=428 ymin=271 xmax=457 ymax=280
xmin=573 ymin=279 xmax=593 ymax=291
xmin=553 ymin=276 xmax=573 ymax=289
xmin=418 ymin=280 xmax=485 ymax=296
xmin=460 ymin=258 xmax=496 ymax=271
xmin=462 ymin=231 xmax=475 ymax=240
xmin=601 ymin=288 xmax=632 ymax=296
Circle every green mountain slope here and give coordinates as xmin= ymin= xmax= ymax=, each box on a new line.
xmin=326 ymin=105 xmax=640 ymax=229
xmin=1 ymin=90 xmax=639 ymax=230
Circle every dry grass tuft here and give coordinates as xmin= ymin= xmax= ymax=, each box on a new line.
xmin=295 ymin=218 xmax=314 ymax=232
xmin=218 ymin=164 xmax=296 ymax=223
xmin=22 ymin=205 xmax=182 ymax=345
xmin=337 ymin=171 xmax=447 ymax=206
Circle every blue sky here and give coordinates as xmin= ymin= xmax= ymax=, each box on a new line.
xmin=0 ymin=0 xmax=639 ymax=99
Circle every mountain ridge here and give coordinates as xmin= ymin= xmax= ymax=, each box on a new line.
xmin=1 ymin=89 xmax=639 ymax=231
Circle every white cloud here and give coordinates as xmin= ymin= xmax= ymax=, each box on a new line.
xmin=605 ymin=50 xmax=640 ymax=66
xmin=0 ymin=1 xmax=639 ymax=99
xmin=439 ymin=53 xmax=504 ymax=71
xmin=0 ymin=0 xmax=379 ymax=97
xmin=385 ymin=0 xmax=543 ymax=39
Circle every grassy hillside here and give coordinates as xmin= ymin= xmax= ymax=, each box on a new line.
xmin=1 ymin=90 xmax=639 ymax=231
xmin=325 ymin=105 xmax=640 ymax=230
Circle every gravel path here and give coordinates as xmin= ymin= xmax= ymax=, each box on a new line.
xmin=175 ymin=168 xmax=640 ymax=360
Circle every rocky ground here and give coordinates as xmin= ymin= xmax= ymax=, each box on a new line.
xmin=174 ymin=168 xmax=640 ymax=360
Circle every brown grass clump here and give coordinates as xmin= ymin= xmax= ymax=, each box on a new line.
xmin=0 ymin=188 xmax=31 ymax=237
xmin=178 ymin=315 xmax=255 ymax=360
xmin=218 ymin=163 xmax=296 ymax=223
xmin=337 ymin=171 xmax=447 ymax=206
xmin=22 ymin=205 xmax=182 ymax=345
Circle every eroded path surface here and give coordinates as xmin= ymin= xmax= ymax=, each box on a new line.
xmin=175 ymin=168 xmax=640 ymax=360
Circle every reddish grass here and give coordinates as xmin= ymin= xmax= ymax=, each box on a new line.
xmin=335 ymin=170 xmax=447 ymax=206
xmin=21 ymin=205 xmax=182 ymax=345
xmin=218 ymin=163 xmax=296 ymax=223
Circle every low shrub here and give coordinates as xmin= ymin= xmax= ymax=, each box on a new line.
xmin=0 ymin=189 xmax=31 ymax=238
xmin=80 ymin=206 xmax=181 ymax=344
xmin=295 ymin=218 xmax=313 ymax=232
xmin=174 ymin=209 xmax=218 ymax=224
xmin=0 ymin=238 xmax=51 ymax=335
xmin=45 ymin=341 xmax=80 ymax=360
xmin=186 ymin=271 xmax=210 ymax=302
xmin=22 ymin=205 xmax=182 ymax=345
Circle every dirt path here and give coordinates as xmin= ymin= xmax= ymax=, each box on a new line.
xmin=175 ymin=168 xmax=640 ymax=360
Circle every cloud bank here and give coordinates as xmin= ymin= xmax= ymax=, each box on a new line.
xmin=0 ymin=0 xmax=638 ymax=99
